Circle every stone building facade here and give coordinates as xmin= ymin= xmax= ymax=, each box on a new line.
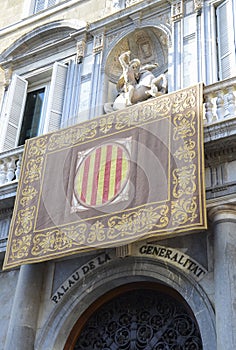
xmin=0 ymin=0 xmax=235 ymax=349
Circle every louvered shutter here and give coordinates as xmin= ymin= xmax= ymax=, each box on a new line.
xmin=48 ymin=0 xmax=56 ymax=7
xmin=216 ymin=0 xmax=236 ymax=80
xmin=34 ymin=0 xmax=45 ymax=13
xmin=46 ymin=62 xmax=68 ymax=133
xmin=34 ymin=0 xmax=56 ymax=13
xmin=3 ymin=75 xmax=28 ymax=151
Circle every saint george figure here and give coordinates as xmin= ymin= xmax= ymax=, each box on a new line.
xmin=117 ymin=51 xmax=141 ymax=106
xmin=104 ymin=50 xmax=167 ymax=112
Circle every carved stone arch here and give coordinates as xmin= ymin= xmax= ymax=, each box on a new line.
xmin=103 ymin=19 xmax=171 ymax=63
xmin=0 ymin=19 xmax=86 ymax=63
xmin=35 ymin=257 xmax=216 ymax=350
xmin=67 ymin=283 xmax=204 ymax=349
xmin=103 ymin=26 xmax=170 ymax=104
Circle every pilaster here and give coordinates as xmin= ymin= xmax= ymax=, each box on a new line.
xmin=90 ymin=32 xmax=105 ymax=118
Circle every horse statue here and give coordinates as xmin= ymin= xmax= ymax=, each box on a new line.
xmin=104 ymin=51 xmax=167 ymax=113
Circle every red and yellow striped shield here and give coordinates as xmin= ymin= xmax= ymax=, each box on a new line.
xmin=74 ymin=142 xmax=130 ymax=207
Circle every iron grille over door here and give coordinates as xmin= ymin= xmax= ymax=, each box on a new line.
xmin=73 ymin=288 xmax=203 ymax=349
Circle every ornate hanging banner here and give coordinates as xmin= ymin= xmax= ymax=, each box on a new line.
xmin=3 ymin=83 xmax=207 ymax=269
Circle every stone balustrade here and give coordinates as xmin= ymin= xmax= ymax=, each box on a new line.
xmin=0 ymin=146 xmax=24 ymax=187
xmin=0 ymin=147 xmax=22 ymax=250
xmin=203 ymin=77 xmax=236 ymax=124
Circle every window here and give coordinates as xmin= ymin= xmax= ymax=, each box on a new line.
xmin=18 ymin=88 xmax=45 ymax=146
xmin=2 ymin=62 xmax=68 ymax=151
xmin=33 ymin=0 xmax=59 ymax=13
xmin=216 ymin=0 xmax=236 ymax=80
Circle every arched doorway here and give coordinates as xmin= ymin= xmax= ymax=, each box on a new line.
xmin=65 ymin=283 xmax=203 ymax=349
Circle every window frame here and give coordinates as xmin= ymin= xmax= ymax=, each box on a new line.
xmin=1 ymin=62 xmax=68 ymax=151
xmin=32 ymin=0 xmax=61 ymax=14
xmin=17 ymin=82 xmax=49 ymax=146
xmin=215 ymin=0 xmax=236 ymax=80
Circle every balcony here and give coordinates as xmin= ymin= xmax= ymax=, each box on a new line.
xmin=0 ymin=145 xmax=23 ymax=252
xmin=0 ymin=77 xmax=235 ymax=251
xmin=203 ymin=77 xmax=236 ymax=203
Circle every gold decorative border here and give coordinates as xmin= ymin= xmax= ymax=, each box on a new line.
xmin=47 ymin=95 xmax=172 ymax=152
xmin=28 ymin=204 xmax=169 ymax=257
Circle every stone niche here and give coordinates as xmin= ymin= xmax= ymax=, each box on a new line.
xmin=105 ymin=27 xmax=168 ymax=104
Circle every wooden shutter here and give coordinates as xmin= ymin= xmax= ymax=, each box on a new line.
xmin=46 ymin=62 xmax=68 ymax=133
xmin=216 ymin=0 xmax=236 ymax=80
xmin=3 ymin=75 xmax=28 ymax=151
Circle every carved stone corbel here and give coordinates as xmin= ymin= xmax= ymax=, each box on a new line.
xmin=171 ymin=0 xmax=184 ymax=21
xmin=76 ymin=38 xmax=86 ymax=64
xmin=3 ymin=65 xmax=12 ymax=90
xmin=93 ymin=33 xmax=104 ymax=54
xmin=194 ymin=0 xmax=202 ymax=14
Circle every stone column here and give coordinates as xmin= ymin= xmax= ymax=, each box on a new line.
xmin=4 ymin=263 xmax=44 ymax=350
xmin=209 ymin=205 xmax=236 ymax=350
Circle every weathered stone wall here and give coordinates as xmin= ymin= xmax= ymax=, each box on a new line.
xmin=32 ymin=231 xmax=216 ymax=349
xmin=0 ymin=269 xmax=19 ymax=348
xmin=0 ymin=0 xmax=107 ymax=54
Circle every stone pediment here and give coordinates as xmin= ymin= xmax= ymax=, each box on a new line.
xmin=0 ymin=20 xmax=86 ymax=64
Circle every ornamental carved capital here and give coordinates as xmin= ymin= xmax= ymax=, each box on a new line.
xmin=3 ymin=66 xmax=12 ymax=90
xmin=93 ymin=33 xmax=104 ymax=54
xmin=208 ymin=204 xmax=236 ymax=223
xmin=194 ymin=0 xmax=202 ymax=13
xmin=171 ymin=0 xmax=184 ymax=21
xmin=76 ymin=39 xmax=86 ymax=63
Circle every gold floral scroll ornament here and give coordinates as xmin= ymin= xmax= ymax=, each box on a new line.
xmin=173 ymin=111 xmax=196 ymax=140
xmin=10 ymin=235 xmax=32 ymax=259
xmin=20 ymin=186 xmax=38 ymax=207
xmin=172 ymin=164 xmax=196 ymax=198
xmin=15 ymin=207 xmax=36 ymax=236
xmin=174 ymin=140 xmax=196 ymax=163
xmin=171 ymin=197 xmax=198 ymax=226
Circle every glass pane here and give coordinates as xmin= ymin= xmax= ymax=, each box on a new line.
xmin=18 ymin=88 xmax=45 ymax=145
